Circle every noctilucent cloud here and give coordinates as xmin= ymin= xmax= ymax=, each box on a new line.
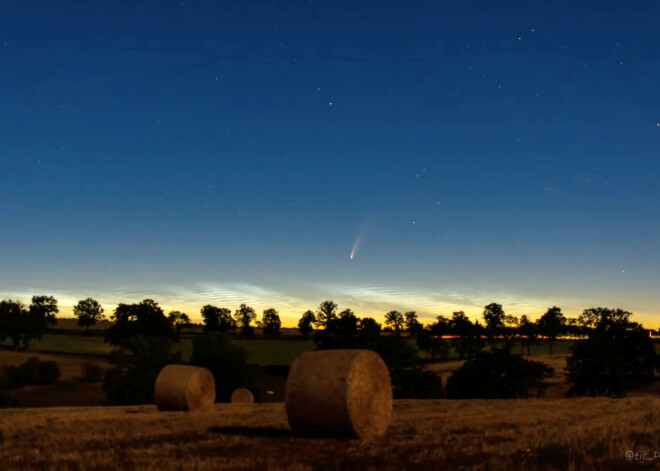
xmin=1 ymin=1 xmax=659 ymax=325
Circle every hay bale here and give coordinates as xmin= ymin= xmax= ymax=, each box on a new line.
xmin=285 ymin=349 xmax=392 ymax=439
xmin=154 ymin=364 xmax=215 ymax=412
xmin=230 ymin=388 xmax=254 ymax=404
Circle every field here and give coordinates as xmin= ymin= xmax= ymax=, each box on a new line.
xmin=0 ymin=332 xmax=583 ymax=365
xmin=2 ymin=332 xmax=660 ymax=469
xmin=2 ymin=398 xmax=660 ymax=470
xmin=0 ymin=350 xmax=109 ymax=407
xmin=0 ymin=334 xmax=314 ymax=366
xmin=0 ymin=333 xmax=652 ymax=408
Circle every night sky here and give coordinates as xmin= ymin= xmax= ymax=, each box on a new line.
xmin=2 ymin=1 xmax=659 ymax=325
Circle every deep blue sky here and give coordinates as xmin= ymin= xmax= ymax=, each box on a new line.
xmin=1 ymin=0 xmax=659 ymax=325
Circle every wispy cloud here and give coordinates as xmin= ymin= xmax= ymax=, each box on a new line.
xmin=0 ymin=282 xmax=651 ymax=326
xmin=319 ymin=283 xmax=551 ymax=321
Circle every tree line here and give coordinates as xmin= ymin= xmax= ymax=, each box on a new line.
xmin=1 ymin=294 xmax=656 ymax=402
xmin=1 ymin=296 xmax=653 ymax=357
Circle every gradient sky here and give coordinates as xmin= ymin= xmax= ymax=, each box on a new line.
xmin=1 ymin=1 xmax=659 ymax=326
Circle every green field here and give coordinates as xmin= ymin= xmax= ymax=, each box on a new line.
xmin=0 ymin=335 xmax=315 ymax=366
xmin=172 ymin=338 xmax=315 ymax=365
xmin=3 ymin=332 xmax=654 ymax=368
xmin=0 ymin=334 xmax=112 ymax=356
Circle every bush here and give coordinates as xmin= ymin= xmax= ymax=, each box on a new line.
xmin=79 ymin=362 xmax=105 ymax=384
xmin=566 ymin=328 xmax=657 ymax=397
xmin=374 ymin=337 xmax=444 ymax=399
xmin=4 ymin=357 xmax=60 ymax=388
xmin=0 ymin=367 xmax=14 ymax=390
xmin=33 ymin=360 xmax=60 ymax=385
xmin=189 ymin=333 xmax=254 ymax=402
xmin=392 ymin=368 xmax=444 ymax=399
xmin=103 ymin=337 xmax=179 ymax=405
xmin=446 ymin=348 xmax=553 ymax=399
xmin=0 ymin=390 xmax=19 ymax=408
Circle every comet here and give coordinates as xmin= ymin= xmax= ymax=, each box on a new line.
xmin=349 ymin=232 xmax=363 ymax=260
xmin=349 ymin=219 xmax=375 ymax=260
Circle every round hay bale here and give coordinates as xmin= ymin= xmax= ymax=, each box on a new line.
xmin=154 ymin=364 xmax=215 ymax=412
xmin=285 ymin=349 xmax=392 ymax=439
xmin=230 ymin=388 xmax=254 ymax=404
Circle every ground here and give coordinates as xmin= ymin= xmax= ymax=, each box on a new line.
xmin=2 ymin=336 xmax=660 ymax=469
xmin=1 ymin=398 xmax=660 ymax=470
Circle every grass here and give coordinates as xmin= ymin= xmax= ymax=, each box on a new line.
xmin=1 ymin=335 xmax=316 ymax=366
xmin=0 ymin=398 xmax=659 ymax=470
xmin=0 ymin=335 xmax=113 ymax=356
xmin=228 ymin=339 xmax=315 ymax=366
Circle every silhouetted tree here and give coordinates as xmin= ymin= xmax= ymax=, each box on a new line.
xmin=404 ymin=311 xmax=421 ymax=334
xmin=167 ymin=311 xmax=191 ymax=332
xmin=314 ymin=308 xmax=360 ymax=349
xmin=503 ymin=314 xmax=519 ymax=338
xmin=518 ymin=315 xmax=538 ymax=356
xmin=579 ymin=307 xmax=634 ymax=332
xmin=261 ymin=308 xmax=281 ymax=338
xmin=105 ymin=299 xmax=176 ymax=347
xmin=566 ymin=310 xmax=656 ymax=397
xmin=358 ymin=317 xmax=381 ymax=347
xmin=338 ymin=308 xmax=356 ymax=319
xmin=537 ymin=306 xmax=566 ymax=355
xmin=0 ymin=299 xmax=27 ymax=350
xmin=482 ymin=303 xmax=505 ymax=343
xmin=564 ymin=317 xmax=581 ymax=338
xmin=235 ymin=304 xmax=257 ymax=337
xmin=201 ymin=305 xmax=235 ymax=333
xmin=384 ymin=310 xmax=405 ymax=335
xmin=416 ymin=326 xmax=446 ymax=361
xmin=315 ymin=300 xmax=338 ymax=328
xmin=73 ymin=298 xmax=104 ymax=332
xmin=103 ymin=299 xmax=179 ymax=405
xmin=297 ymin=310 xmax=316 ymax=338
xmin=449 ymin=311 xmax=484 ymax=360
xmin=416 ymin=316 xmax=450 ymax=361
xmin=104 ymin=336 xmax=177 ymax=405
xmin=15 ymin=295 xmax=60 ymax=350
xmin=189 ymin=332 xmax=254 ymax=402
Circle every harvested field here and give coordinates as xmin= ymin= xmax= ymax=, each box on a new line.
xmin=1 ymin=397 xmax=660 ymax=470
xmin=0 ymin=350 xmax=108 ymax=382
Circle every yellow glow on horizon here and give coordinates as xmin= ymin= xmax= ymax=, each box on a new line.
xmin=8 ymin=285 xmax=658 ymax=330
xmin=50 ymin=299 xmax=660 ymax=330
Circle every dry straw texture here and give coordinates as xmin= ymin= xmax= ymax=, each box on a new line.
xmin=231 ymin=388 xmax=255 ymax=404
xmin=154 ymin=364 xmax=216 ymax=412
xmin=285 ymin=349 xmax=392 ymax=439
